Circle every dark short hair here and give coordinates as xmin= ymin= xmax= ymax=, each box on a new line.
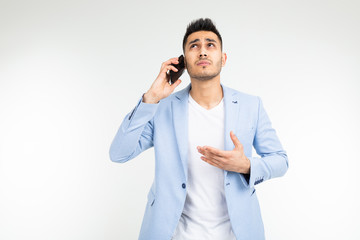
xmin=182 ymin=18 xmax=223 ymax=52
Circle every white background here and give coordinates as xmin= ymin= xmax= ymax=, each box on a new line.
xmin=1 ymin=0 xmax=359 ymax=239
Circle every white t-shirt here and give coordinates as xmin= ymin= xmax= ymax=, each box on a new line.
xmin=172 ymin=94 xmax=236 ymax=240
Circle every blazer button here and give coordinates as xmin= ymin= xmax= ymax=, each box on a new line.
xmin=182 ymin=183 xmax=186 ymax=189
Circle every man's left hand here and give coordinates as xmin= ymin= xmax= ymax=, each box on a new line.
xmin=197 ymin=131 xmax=251 ymax=174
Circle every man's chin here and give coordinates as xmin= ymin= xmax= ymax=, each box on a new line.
xmin=191 ymin=75 xmax=216 ymax=81
xmin=189 ymin=72 xmax=220 ymax=81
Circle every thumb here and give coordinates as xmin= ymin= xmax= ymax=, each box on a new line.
xmin=170 ymin=79 xmax=182 ymax=90
xmin=230 ymin=131 xmax=242 ymax=150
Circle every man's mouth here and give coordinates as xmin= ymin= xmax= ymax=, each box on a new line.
xmin=196 ymin=60 xmax=211 ymax=66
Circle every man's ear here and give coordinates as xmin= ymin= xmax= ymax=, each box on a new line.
xmin=222 ymin=53 xmax=227 ymax=67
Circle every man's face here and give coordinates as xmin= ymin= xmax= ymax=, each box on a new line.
xmin=184 ymin=31 xmax=226 ymax=81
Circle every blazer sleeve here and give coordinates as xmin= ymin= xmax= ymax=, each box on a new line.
xmin=109 ymin=94 xmax=158 ymax=163
xmin=245 ymin=97 xmax=289 ymax=188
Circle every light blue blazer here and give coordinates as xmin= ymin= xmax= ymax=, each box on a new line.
xmin=109 ymin=83 xmax=288 ymax=240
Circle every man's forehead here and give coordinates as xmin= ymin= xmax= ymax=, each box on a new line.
xmin=186 ymin=31 xmax=219 ymax=44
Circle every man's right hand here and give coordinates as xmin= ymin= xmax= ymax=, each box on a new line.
xmin=142 ymin=57 xmax=183 ymax=104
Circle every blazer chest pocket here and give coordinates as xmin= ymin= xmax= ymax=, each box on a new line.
xmin=235 ymin=125 xmax=255 ymax=143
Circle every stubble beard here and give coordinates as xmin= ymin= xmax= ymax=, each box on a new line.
xmin=187 ymin=60 xmax=222 ymax=81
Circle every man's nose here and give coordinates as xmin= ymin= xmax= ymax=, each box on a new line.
xmin=199 ymin=51 xmax=207 ymax=58
xmin=199 ymin=44 xmax=208 ymax=58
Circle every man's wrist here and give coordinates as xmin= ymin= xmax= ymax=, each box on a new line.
xmin=143 ymin=92 xmax=160 ymax=104
xmin=238 ymin=157 xmax=251 ymax=174
xmin=244 ymin=157 xmax=251 ymax=174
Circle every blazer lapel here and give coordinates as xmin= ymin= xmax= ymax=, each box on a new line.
xmin=172 ymin=84 xmax=191 ymax=180
xmin=222 ymin=83 xmax=240 ymax=151
xmin=222 ymin=84 xmax=240 ymax=177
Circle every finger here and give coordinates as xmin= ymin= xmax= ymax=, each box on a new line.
xmin=162 ymin=65 xmax=178 ymax=75
xmin=159 ymin=67 xmax=177 ymax=83
xmin=202 ymin=153 xmax=223 ymax=163
xmin=170 ymin=79 xmax=182 ymax=89
xmin=201 ymin=156 xmax=223 ymax=169
xmin=200 ymin=146 xmax=227 ymax=158
xmin=198 ymin=147 xmax=225 ymax=163
xmin=169 ymin=79 xmax=181 ymax=89
xmin=161 ymin=58 xmax=179 ymax=69
xmin=230 ymin=131 xmax=243 ymax=150
xmin=168 ymin=65 xmax=178 ymax=72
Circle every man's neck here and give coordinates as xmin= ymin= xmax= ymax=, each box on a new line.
xmin=189 ymin=77 xmax=223 ymax=110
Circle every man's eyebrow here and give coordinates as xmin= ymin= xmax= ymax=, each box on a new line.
xmin=188 ymin=38 xmax=217 ymax=45
xmin=205 ymin=38 xmax=217 ymax=43
xmin=188 ymin=39 xmax=200 ymax=45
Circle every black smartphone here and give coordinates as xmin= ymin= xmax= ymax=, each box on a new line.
xmin=169 ymin=55 xmax=185 ymax=84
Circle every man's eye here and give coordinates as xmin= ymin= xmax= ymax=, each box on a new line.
xmin=190 ymin=44 xmax=197 ymax=48
xmin=208 ymin=43 xmax=214 ymax=47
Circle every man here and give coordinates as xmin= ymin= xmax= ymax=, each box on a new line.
xmin=109 ymin=18 xmax=288 ymax=240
